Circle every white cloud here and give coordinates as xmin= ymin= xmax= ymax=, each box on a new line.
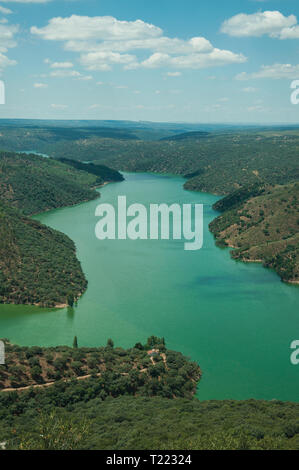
xmin=166 ymin=71 xmax=181 ymax=77
xmin=0 ymin=22 xmax=18 ymax=71
xmin=139 ymin=49 xmax=246 ymax=70
xmin=236 ymin=63 xmax=299 ymax=80
xmin=34 ymin=82 xmax=48 ymax=88
xmin=0 ymin=22 xmax=18 ymax=52
xmin=0 ymin=6 xmax=12 ymax=14
xmin=76 ymin=75 xmax=93 ymax=81
xmin=248 ymin=105 xmax=264 ymax=112
xmin=242 ymin=87 xmax=258 ymax=92
xmin=50 ymin=61 xmax=74 ymax=68
xmin=80 ymin=51 xmax=137 ymax=71
xmin=0 ymin=51 xmax=16 ymax=70
xmin=31 ymin=15 xmax=247 ymax=72
xmin=51 ymin=103 xmax=68 ymax=109
xmin=31 ymin=15 xmax=162 ymax=41
xmin=279 ymin=25 xmax=299 ymax=39
xmin=50 ymin=69 xmax=81 ymax=78
xmin=221 ymin=10 xmax=297 ymax=38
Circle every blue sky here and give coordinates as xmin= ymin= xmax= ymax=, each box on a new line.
xmin=1 ymin=0 xmax=299 ymax=123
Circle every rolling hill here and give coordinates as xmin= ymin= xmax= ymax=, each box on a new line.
xmin=209 ymin=183 xmax=299 ymax=283
xmin=0 ymin=201 xmax=87 ymax=307
xmin=0 ymin=151 xmax=122 ymax=215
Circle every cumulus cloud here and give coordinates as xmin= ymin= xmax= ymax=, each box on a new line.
xmin=236 ymin=64 xmax=299 ymax=80
xmin=0 ymin=21 xmax=18 ymax=71
xmin=80 ymin=51 xmax=137 ymax=71
xmin=31 ymin=15 xmax=246 ymax=72
xmin=221 ymin=10 xmax=299 ymax=39
xmin=0 ymin=51 xmax=16 ymax=69
xmin=242 ymin=87 xmax=258 ymax=92
xmin=34 ymin=82 xmax=48 ymax=88
xmin=0 ymin=22 xmax=18 ymax=52
xmin=31 ymin=15 xmax=162 ymax=41
xmin=50 ymin=61 xmax=74 ymax=68
xmin=0 ymin=6 xmax=12 ymax=14
xmin=43 ymin=59 xmax=92 ymax=80
xmin=166 ymin=71 xmax=182 ymax=77
xmin=139 ymin=49 xmax=246 ymax=70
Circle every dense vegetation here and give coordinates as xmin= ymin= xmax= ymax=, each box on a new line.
xmin=0 ymin=337 xmax=200 ymax=394
xmin=57 ymin=158 xmax=124 ymax=183
xmin=0 ymin=201 xmax=87 ymax=307
xmin=9 ymin=129 xmax=297 ymax=196
xmin=0 ymin=150 xmax=125 ymax=306
xmin=161 ymin=131 xmax=210 ymax=141
xmin=210 ymin=183 xmax=299 ymax=283
xmin=1 ymin=125 xmax=298 ymax=195
xmin=96 ymin=131 xmax=299 ymax=195
xmin=0 ymin=121 xmax=298 ymax=450
xmin=0 ymin=151 xmax=102 ymax=216
xmin=0 ymin=338 xmax=298 ymax=450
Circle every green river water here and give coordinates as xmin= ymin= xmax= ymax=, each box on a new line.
xmin=0 ymin=172 xmax=298 ymax=401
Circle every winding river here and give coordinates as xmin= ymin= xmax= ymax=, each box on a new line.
xmin=0 ymin=172 xmax=299 ymax=401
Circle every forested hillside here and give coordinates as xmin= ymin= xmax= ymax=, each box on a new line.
xmin=1 ymin=125 xmax=298 ymax=196
xmin=0 ymin=151 xmax=102 ymax=215
xmin=210 ymin=183 xmax=299 ymax=283
xmin=0 ymin=336 xmax=200 ymax=394
xmin=0 ymin=201 xmax=87 ymax=307
xmin=94 ymin=131 xmax=299 ymax=195
xmin=57 ymin=158 xmax=124 ymax=183
xmin=0 ymin=338 xmax=298 ymax=450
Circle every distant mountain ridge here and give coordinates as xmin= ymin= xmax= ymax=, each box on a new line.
xmin=160 ymin=131 xmax=210 ymax=141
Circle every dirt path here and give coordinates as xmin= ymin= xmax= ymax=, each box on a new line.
xmin=0 ymin=372 xmax=102 ymax=394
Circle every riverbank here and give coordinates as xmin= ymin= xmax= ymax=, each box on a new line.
xmin=1 ymin=172 xmax=298 ymax=401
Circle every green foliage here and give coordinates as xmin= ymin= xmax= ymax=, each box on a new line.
xmin=57 ymin=158 xmax=124 ymax=183
xmin=0 ymin=151 xmax=101 ymax=216
xmin=210 ymin=183 xmax=299 ymax=283
xmin=0 ymin=201 xmax=87 ymax=306
xmin=2 ymin=394 xmax=299 ymax=450
xmin=107 ymin=339 xmax=114 ymax=348
xmin=67 ymin=293 xmax=75 ymax=308
xmin=18 ymin=411 xmax=91 ymax=450
xmin=0 ymin=339 xmax=201 ymax=396
xmin=46 ymin=130 xmax=298 ymax=195
xmin=213 ymin=183 xmax=267 ymax=212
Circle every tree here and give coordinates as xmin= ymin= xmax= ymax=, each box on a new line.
xmin=107 ymin=338 xmax=114 ymax=348
xmin=19 ymin=411 xmax=91 ymax=450
xmin=67 ymin=293 xmax=74 ymax=307
xmin=73 ymin=336 xmax=78 ymax=349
